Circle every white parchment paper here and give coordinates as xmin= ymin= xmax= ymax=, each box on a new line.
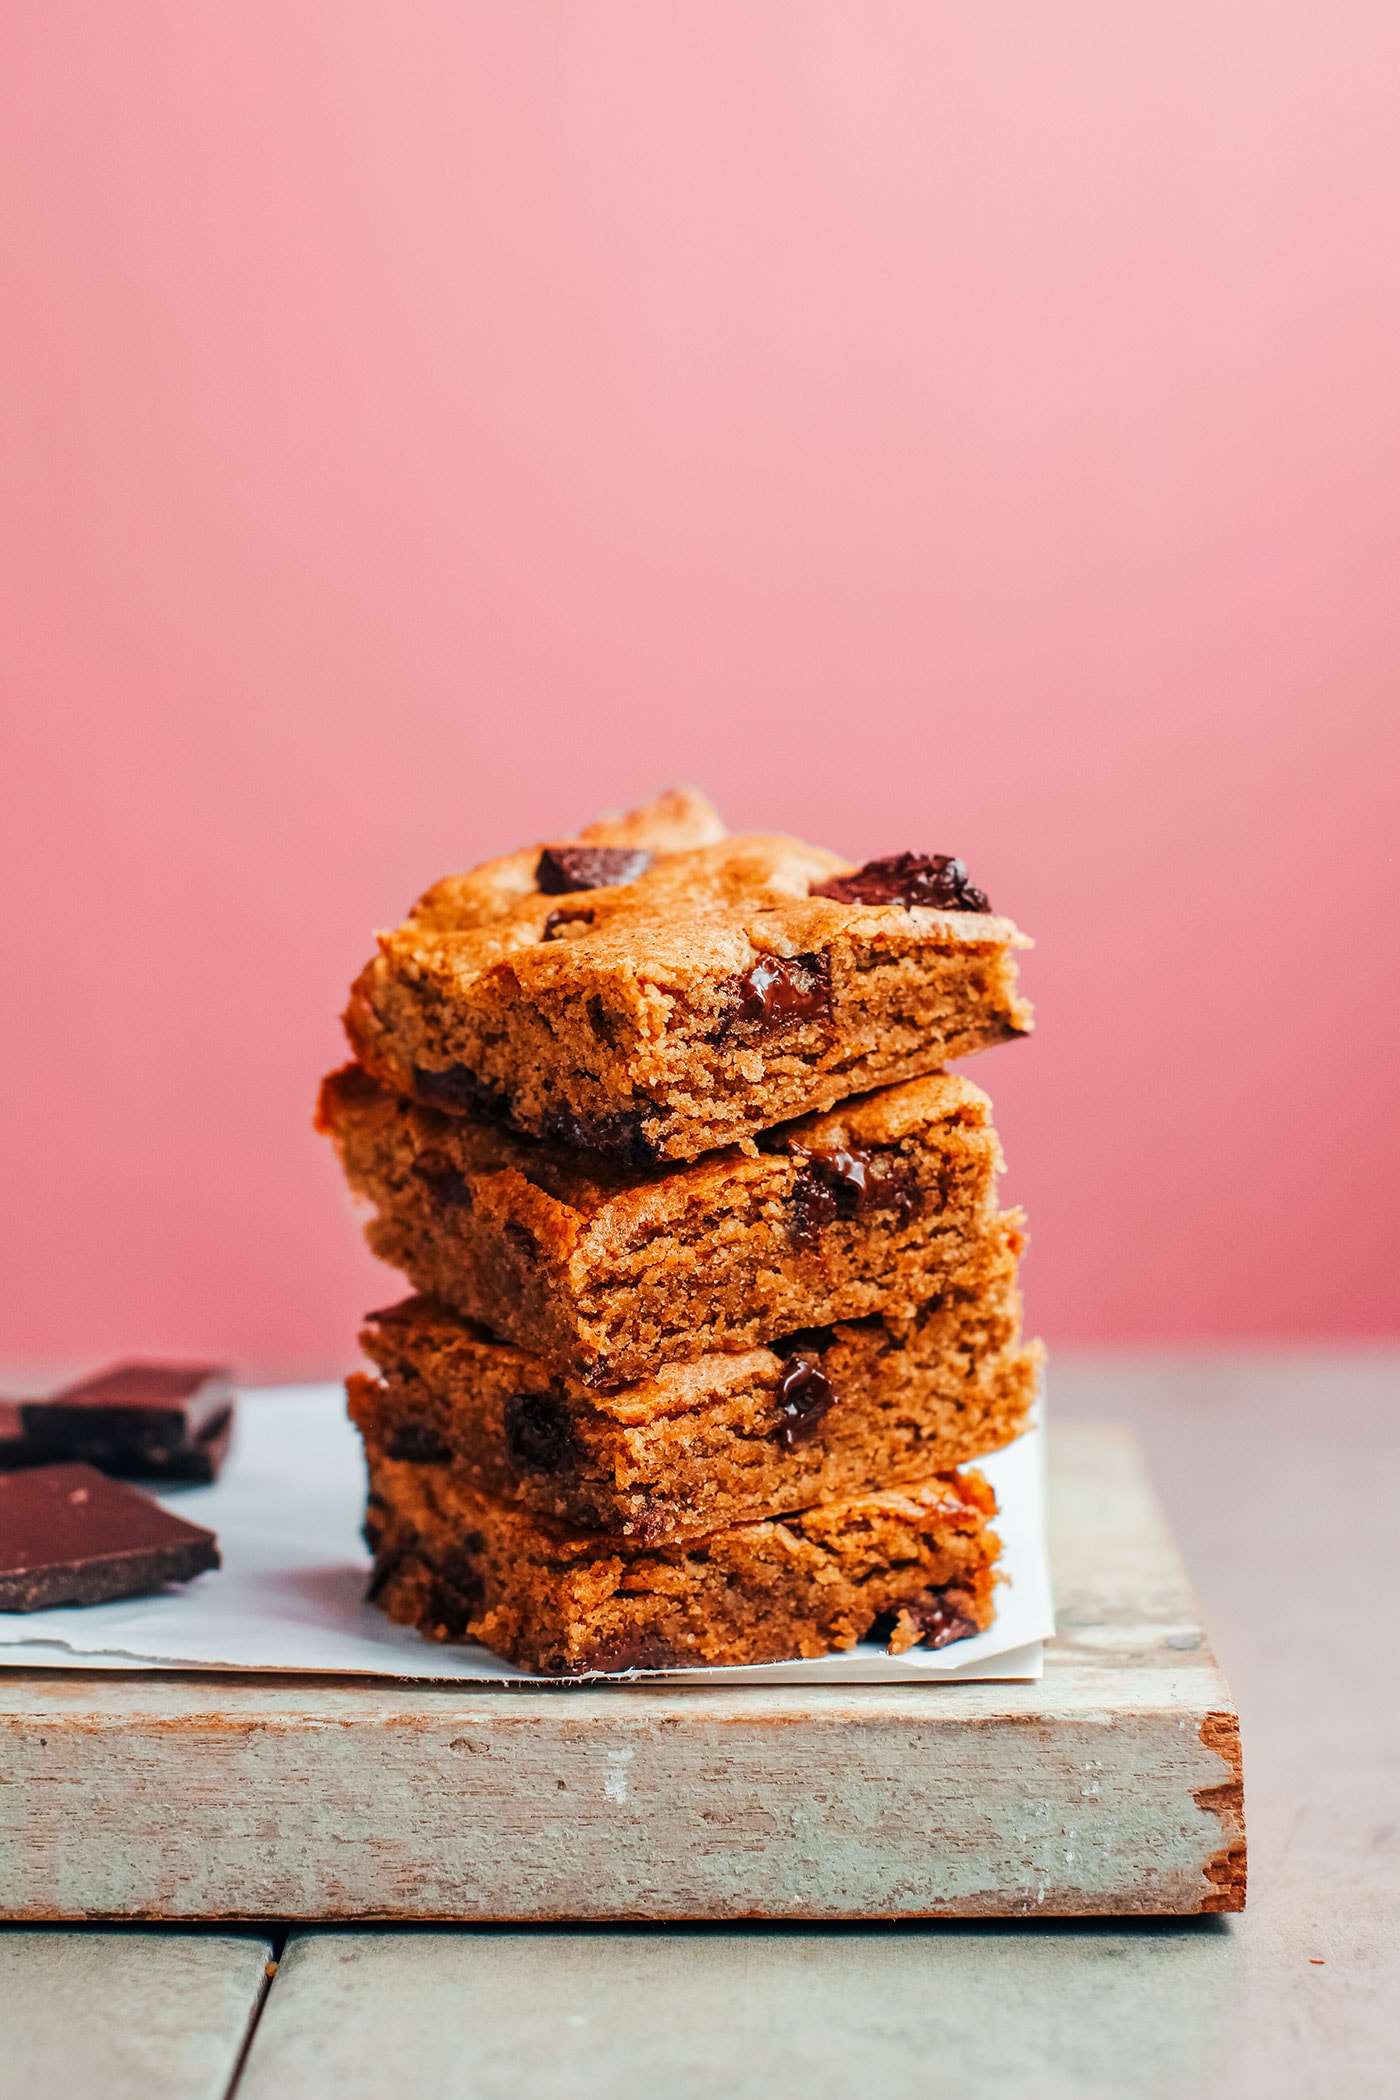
xmin=0 ymin=1386 xmax=1052 ymax=1683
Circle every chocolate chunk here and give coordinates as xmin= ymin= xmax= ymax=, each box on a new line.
xmin=536 ymin=846 xmax=653 ymax=895
xmin=771 ymin=1327 xmax=834 ymax=1359
xmin=897 ymin=1587 xmax=981 ymax=1650
xmin=0 ymin=1398 xmax=39 ymax=1471
xmin=504 ymin=1220 xmax=539 ymax=1262
xmin=19 ymin=1362 xmax=237 ymax=1483
xmin=410 ymin=1149 xmax=473 ymax=1209
xmin=504 ymin=1392 xmax=583 ymax=1476
xmin=362 ymin=1490 xmax=393 ymax=1561
xmin=787 ymin=1143 xmax=921 ymax=1245
xmin=728 ymin=951 xmax=831 ymax=1035
xmin=536 ymin=1105 xmax=661 ymax=1166
xmin=812 ymin=853 xmax=991 ymax=913
xmin=574 ymin=1630 xmax=679 ymax=1675
xmin=429 ymin=1544 xmax=487 ymax=1638
xmin=383 ymin=1421 xmax=452 ymax=1464
xmin=772 ymin=1355 xmax=837 ymax=1449
xmin=412 ymin=1063 xmax=510 ymax=1120
xmin=542 ymin=906 xmax=595 ymax=939
xmin=787 ymin=1168 xmax=838 ymax=1250
xmin=0 ymin=1463 xmax=220 ymax=1611
xmin=414 ymin=1062 xmax=663 ymax=1164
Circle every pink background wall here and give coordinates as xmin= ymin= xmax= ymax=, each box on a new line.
xmin=4 ymin=3 xmax=1398 ymax=1376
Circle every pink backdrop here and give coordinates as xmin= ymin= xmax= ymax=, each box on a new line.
xmin=4 ymin=3 xmax=1398 ymax=1375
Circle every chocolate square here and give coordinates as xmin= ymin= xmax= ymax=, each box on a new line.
xmin=18 ymin=1362 xmax=237 ymax=1482
xmin=0 ymin=1462 xmax=220 ymax=1612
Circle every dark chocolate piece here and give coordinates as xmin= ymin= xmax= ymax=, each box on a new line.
xmin=813 ymin=853 xmax=991 ymax=914
xmin=428 ymin=1543 xmax=487 ymax=1637
xmin=535 ymin=1106 xmax=662 ymax=1166
xmin=410 ymin=1150 xmax=473 ymax=1209
xmin=787 ymin=1169 xmax=838 ymax=1250
xmin=536 ymin=846 xmax=653 ymax=895
xmin=729 ymin=951 xmax=831 ymax=1034
xmin=903 ymin=1587 xmax=982 ymax=1650
xmin=577 ymin=1631 xmax=680 ymax=1675
xmin=772 ymin=1355 xmax=837 ymax=1449
xmin=0 ymin=1463 xmax=220 ymax=1612
xmin=412 ymin=1062 xmax=511 ymax=1120
xmin=19 ymin=1362 xmax=237 ymax=1483
xmin=414 ymin=1061 xmax=664 ymax=1164
xmin=542 ymin=906 xmax=596 ymax=939
xmin=793 ymin=1143 xmax=922 ymax=1222
xmin=383 ymin=1421 xmax=452 ymax=1464
xmin=504 ymin=1392 xmax=584 ymax=1476
xmin=0 ymin=1399 xmax=37 ymax=1471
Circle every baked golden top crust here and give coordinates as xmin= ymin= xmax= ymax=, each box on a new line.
xmin=374 ymin=788 xmax=1027 ymax=1007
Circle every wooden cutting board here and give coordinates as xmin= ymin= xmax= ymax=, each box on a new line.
xmin=0 ymin=1421 xmax=1243 ymax=1919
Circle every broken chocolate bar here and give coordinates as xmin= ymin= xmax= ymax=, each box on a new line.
xmin=0 ymin=1399 xmax=32 ymax=1470
xmin=0 ymin=1462 xmax=220 ymax=1612
xmin=17 ymin=1362 xmax=237 ymax=1482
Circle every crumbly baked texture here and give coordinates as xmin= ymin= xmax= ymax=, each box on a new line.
xmin=348 ymin=1213 xmax=1038 ymax=1542
xmin=362 ymin=1448 xmax=1001 ymax=1674
xmin=319 ymin=1062 xmax=1009 ymax=1383
xmin=343 ymin=788 xmax=1032 ymax=1164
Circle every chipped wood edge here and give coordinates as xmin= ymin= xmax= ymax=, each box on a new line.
xmin=1195 ymin=1708 xmax=1247 ymax=1912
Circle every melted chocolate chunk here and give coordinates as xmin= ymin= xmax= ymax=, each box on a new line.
xmin=542 ymin=906 xmax=595 ymax=939
xmin=504 ymin=1392 xmax=584 ymax=1476
xmin=773 ymin=1355 xmax=837 ymax=1449
xmin=728 ymin=951 xmax=831 ymax=1035
xmin=383 ymin=1421 xmax=451 ymax=1464
xmin=412 ymin=1064 xmax=510 ymax=1120
xmin=536 ymin=845 xmax=652 ymax=895
xmin=787 ymin=1167 xmax=838 ymax=1250
xmin=504 ymin=1220 xmax=539 ymax=1263
xmin=812 ymin=853 xmax=991 ymax=913
xmin=410 ymin=1149 xmax=472 ymax=1209
xmin=889 ymin=1587 xmax=981 ymax=1651
xmin=787 ymin=1143 xmax=920 ymax=1245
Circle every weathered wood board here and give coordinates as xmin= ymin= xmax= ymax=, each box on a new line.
xmin=0 ymin=1424 xmax=1243 ymax=1919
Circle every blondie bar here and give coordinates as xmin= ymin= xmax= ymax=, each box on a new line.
xmin=344 ymin=789 xmax=1031 ymax=1164
xmin=319 ymin=1063 xmax=1007 ymax=1383
xmin=362 ymin=1448 xmax=1000 ymax=1674
xmin=349 ymin=1214 xmax=1037 ymax=1541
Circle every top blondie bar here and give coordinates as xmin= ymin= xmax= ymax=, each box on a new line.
xmin=345 ymin=789 xmax=1032 ymax=1164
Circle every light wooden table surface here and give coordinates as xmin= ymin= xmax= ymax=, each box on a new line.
xmin=2 ymin=1350 xmax=1396 ymax=2099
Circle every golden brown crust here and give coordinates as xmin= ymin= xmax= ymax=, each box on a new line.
xmin=363 ymin=1450 xmax=1001 ymax=1674
xmin=343 ymin=792 xmax=1032 ymax=1163
xmin=319 ymin=1063 xmax=1009 ymax=1381
xmin=350 ymin=1215 xmax=1039 ymax=1541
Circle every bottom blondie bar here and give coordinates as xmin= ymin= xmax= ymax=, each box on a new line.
xmin=362 ymin=1448 xmax=1001 ymax=1675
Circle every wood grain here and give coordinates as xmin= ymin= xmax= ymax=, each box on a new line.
xmin=0 ymin=1424 xmax=1243 ymax=1919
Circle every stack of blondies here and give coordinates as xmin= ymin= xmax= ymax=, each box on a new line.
xmin=319 ymin=789 xmax=1040 ymax=1675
